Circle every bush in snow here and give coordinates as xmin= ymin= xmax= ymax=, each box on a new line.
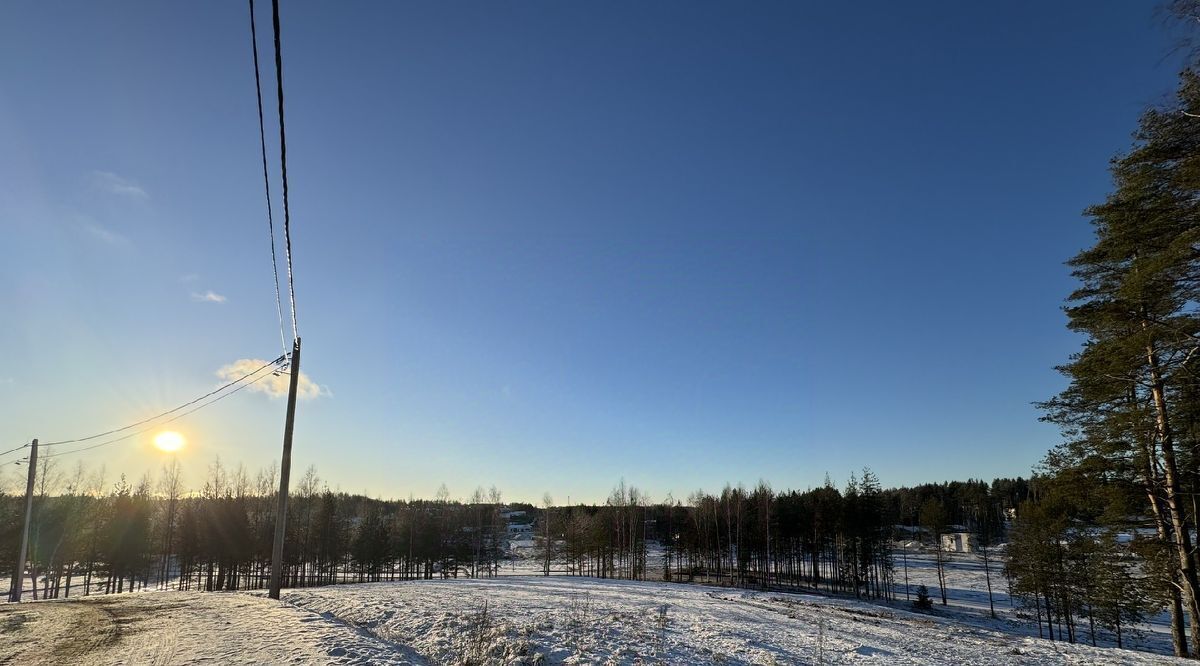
xmin=913 ymin=585 xmax=933 ymax=610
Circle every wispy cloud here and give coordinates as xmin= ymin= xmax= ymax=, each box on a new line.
xmin=90 ymin=170 xmax=148 ymax=199
xmin=82 ymin=222 xmax=130 ymax=246
xmin=191 ymin=290 xmax=227 ymax=303
xmin=216 ymin=358 xmax=323 ymax=400
xmin=180 ymin=273 xmax=200 ymax=283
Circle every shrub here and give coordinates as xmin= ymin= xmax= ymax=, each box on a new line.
xmin=914 ymin=584 xmax=933 ymax=610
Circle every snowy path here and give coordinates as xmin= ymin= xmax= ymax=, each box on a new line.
xmin=0 ymin=592 xmax=410 ymax=665
xmin=0 ymin=599 xmax=123 ymax=664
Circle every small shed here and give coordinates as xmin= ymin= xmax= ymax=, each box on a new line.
xmin=941 ymin=532 xmax=977 ymax=553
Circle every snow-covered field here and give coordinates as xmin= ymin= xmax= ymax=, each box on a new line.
xmin=0 ymin=574 xmax=1184 ymax=664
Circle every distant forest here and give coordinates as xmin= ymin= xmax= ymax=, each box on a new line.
xmin=0 ymin=457 xmax=1026 ymax=608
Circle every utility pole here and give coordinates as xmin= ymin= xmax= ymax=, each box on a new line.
xmin=9 ymin=439 xmax=38 ymax=602
xmin=269 ymin=338 xmax=301 ymax=599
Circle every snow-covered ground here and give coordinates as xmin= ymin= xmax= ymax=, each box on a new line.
xmin=505 ymin=540 xmax=1175 ymax=655
xmin=0 ymin=590 xmax=412 ymax=664
xmin=0 ymin=575 xmax=1184 ymax=664
xmin=0 ymin=540 xmax=1182 ymax=664
xmin=275 ymin=576 xmax=1182 ymax=664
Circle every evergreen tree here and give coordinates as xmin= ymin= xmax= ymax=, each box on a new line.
xmin=1039 ymin=69 xmax=1200 ymax=657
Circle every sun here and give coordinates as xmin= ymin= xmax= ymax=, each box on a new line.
xmin=153 ymin=431 xmax=186 ymax=453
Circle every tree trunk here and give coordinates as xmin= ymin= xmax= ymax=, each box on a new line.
xmin=980 ymin=546 xmax=996 ymax=619
xmin=1140 ymin=407 xmax=1189 ymax=657
xmin=1147 ymin=344 xmax=1200 ymax=656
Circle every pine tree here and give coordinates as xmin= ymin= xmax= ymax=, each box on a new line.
xmin=1089 ymin=530 xmax=1148 ymax=649
xmin=1039 ymin=69 xmax=1200 ymax=657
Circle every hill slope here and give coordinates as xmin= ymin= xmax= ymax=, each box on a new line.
xmin=0 ymin=576 xmax=1181 ymax=664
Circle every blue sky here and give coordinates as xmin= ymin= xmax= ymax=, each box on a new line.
xmin=0 ymin=2 xmax=1189 ymax=502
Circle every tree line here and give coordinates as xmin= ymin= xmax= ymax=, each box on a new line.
xmin=3 ymin=455 xmax=1025 ymax=607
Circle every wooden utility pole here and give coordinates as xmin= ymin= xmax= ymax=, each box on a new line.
xmin=9 ymin=439 xmax=38 ymax=602
xmin=269 ymin=338 xmax=301 ymax=599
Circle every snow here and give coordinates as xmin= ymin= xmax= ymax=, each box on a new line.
xmin=0 ymin=546 xmax=1187 ymax=663
xmin=0 ymin=590 xmax=411 ymax=664
xmin=2 ymin=575 xmax=1178 ymax=664
xmin=269 ymin=576 xmax=1181 ymax=664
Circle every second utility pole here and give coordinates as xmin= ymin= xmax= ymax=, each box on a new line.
xmin=9 ymin=439 xmax=38 ymax=602
xmin=269 ymin=338 xmax=301 ymax=600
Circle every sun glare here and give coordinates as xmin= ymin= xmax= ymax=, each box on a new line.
xmin=153 ymin=431 xmax=186 ymax=453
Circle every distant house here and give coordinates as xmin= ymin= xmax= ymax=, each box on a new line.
xmin=508 ymin=523 xmax=533 ymax=535
xmin=941 ymin=532 xmax=977 ymax=553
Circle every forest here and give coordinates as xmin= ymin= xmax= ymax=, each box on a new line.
xmin=1 ymin=456 xmax=1025 ymax=611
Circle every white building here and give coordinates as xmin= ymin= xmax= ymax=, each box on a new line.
xmin=941 ymin=532 xmax=977 ymax=553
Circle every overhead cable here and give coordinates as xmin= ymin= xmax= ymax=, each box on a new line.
xmin=41 ymin=362 xmax=285 ymax=460
xmin=0 ymin=443 xmax=29 ymax=458
xmin=248 ymin=0 xmax=288 ymax=357
xmin=271 ymin=0 xmax=299 ymax=339
xmin=37 ymin=355 xmax=285 ymax=448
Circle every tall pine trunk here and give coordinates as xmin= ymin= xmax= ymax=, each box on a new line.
xmin=1147 ymin=344 xmax=1200 ymax=656
xmin=1133 ymin=384 xmax=1190 ymax=657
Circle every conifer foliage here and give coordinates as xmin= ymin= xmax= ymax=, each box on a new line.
xmin=1030 ymin=68 xmax=1200 ymax=657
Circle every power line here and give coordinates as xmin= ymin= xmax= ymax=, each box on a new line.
xmin=2 ymin=2 xmax=305 ymax=473
xmin=40 ymin=364 xmax=284 ymax=461
xmin=28 ymin=355 xmax=285 ymax=448
xmin=248 ymin=0 xmax=287 ymax=357
xmin=0 ymin=357 xmax=284 ymax=465
xmin=271 ymin=0 xmax=299 ymax=339
xmin=0 ymin=443 xmax=29 ymax=458
xmin=0 ymin=438 xmax=34 ymax=465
